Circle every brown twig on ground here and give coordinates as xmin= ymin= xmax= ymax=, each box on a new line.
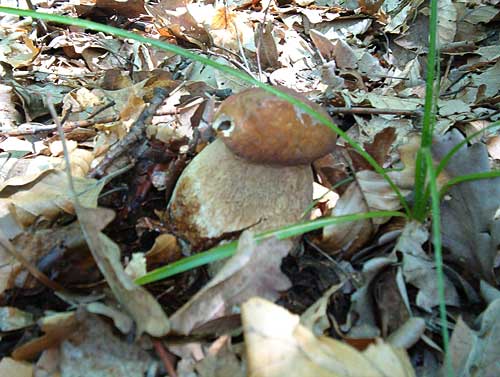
xmin=329 ymin=107 xmax=420 ymax=117
xmin=88 ymin=88 xmax=170 ymax=178
xmin=0 ymin=115 xmax=120 ymax=136
xmin=153 ymin=339 xmax=178 ymax=377
xmin=87 ymin=100 xmax=116 ymax=119
xmin=0 ymin=226 xmax=67 ymax=293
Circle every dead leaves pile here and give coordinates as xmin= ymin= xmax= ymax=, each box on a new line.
xmin=0 ymin=0 xmax=499 ymax=376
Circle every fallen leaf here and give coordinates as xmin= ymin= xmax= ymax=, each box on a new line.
xmin=448 ymin=299 xmax=500 ymax=377
xmin=59 ymin=313 xmax=154 ymax=377
xmin=321 ymin=170 xmax=411 ymax=256
xmin=394 ymin=221 xmax=460 ymax=312
xmin=169 ymin=232 xmax=292 ymax=335
xmin=76 ymin=206 xmax=170 ymax=337
xmin=242 ymin=297 xmax=415 ymax=377
xmin=433 ymin=130 xmax=500 ymax=283
xmin=0 ymin=357 xmax=33 ymax=377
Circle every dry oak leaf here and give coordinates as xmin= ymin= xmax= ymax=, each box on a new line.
xmin=170 ymin=232 xmax=292 ymax=335
xmin=433 ymin=129 xmax=500 ymax=283
xmin=242 ymin=297 xmax=415 ymax=377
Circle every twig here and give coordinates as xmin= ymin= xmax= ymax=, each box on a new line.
xmin=0 ymin=235 xmax=67 ymax=293
xmin=153 ymin=339 xmax=177 ymax=377
xmin=88 ymin=88 xmax=169 ymax=178
xmin=0 ymin=115 xmax=119 ymax=136
xmin=329 ymin=107 xmax=420 ymax=116
xmin=88 ymin=100 xmax=116 ymax=119
xmin=25 ymin=0 xmax=48 ymax=34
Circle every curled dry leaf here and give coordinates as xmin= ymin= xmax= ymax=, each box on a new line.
xmin=394 ymin=221 xmax=459 ymax=312
xmin=169 ymin=232 xmax=292 ymax=335
xmin=320 ymin=134 xmax=417 ymax=256
xmin=321 ymin=170 xmax=411 ymax=256
xmin=242 ymin=297 xmax=415 ymax=377
xmin=76 ymin=206 xmax=170 ymax=337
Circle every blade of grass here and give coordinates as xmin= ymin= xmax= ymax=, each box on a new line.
xmin=419 ymin=0 xmax=452 ymax=374
xmin=413 ymin=0 xmax=440 ymax=221
xmin=440 ymin=170 xmax=500 ymax=198
xmin=424 ymin=149 xmax=452 ymax=377
xmin=0 ymin=6 xmax=410 ymax=215
xmin=412 ymin=149 xmax=428 ymax=221
xmin=135 ymin=210 xmax=406 ymax=285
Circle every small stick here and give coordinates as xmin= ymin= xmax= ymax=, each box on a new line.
xmin=329 ymin=107 xmax=420 ymax=116
xmin=88 ymin=88 xmax=169 ymax=178
xmin=152 ymin=339 xmax=177 ymax=377
xmin=87 ymin=100 xmax=116 ymax=119
xmin=0 ymin=115 xmax=119 ymax=136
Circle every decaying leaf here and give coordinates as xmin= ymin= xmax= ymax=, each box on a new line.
xmin=448 ymin=299 xmax=500 ymax=377
xmin=256 ymin=21 xmax=279 ymax=70
xmin=0 ymin=170 xmax=104 ymax=239
xmin=76 ymin=206 xmax=170 ymax=337
xmin=321 ymin=170 xmax=411 ymax=256
xmin=0 ymin=357 xmax=32 ymax=377
xmin=11 ymin=311 xmax=79 ymax=361
xmin=170 ymin=232 xmax=292 ymax=335
xmin=394 ymin=221 xmax=459 ymax=312
xmin=59 ymin=313 xmax=154 ymax=377
xmin=242 ymin=297 xmax=415 ymax=377
xmin=433 ymin=130 xmax=500 ymax=283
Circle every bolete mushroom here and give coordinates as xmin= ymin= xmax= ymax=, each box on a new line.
xmin=168 ymin=87 xmax=337 ymax=250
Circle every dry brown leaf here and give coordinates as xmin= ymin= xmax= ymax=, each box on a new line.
xmin=146 ymin=2 xmax=211 ymax=49
xmin=321 ymin=170 xmax=411 ymax=256
xmin=433 ymin=130 xmax=500 ymax=283
xmin=169 ymin=232 xmax=292 ymax=335
xmin=242 ymin=297 xmax=415 ymax=377
xmin=448 ymin=299 xmax=500 ymax=377
xmin=11 ymin=312 xmax=79 ymax=361
xmin=256 ymin=21 xmax=279 ymax=70
xmin=0 ymin=169 xmax=104 ymax=239
xmin=394 ymin=221 xmax=459 ymax=312
xmin=59 ymin=313 xmax=153 ymax=377
xmin=0 ymin=357 xmax=33 ymax=377
xmin=145 ymin=233 xmax=181 ymax=267
xmin=76 ymin=206 xmax=170 ymax=337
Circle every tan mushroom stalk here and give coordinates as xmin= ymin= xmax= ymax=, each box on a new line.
xmin=168 ymin=87 xmax=337 ymax=250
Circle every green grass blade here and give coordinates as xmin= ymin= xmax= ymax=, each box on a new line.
xmin=424 ymin=149 xmax=452 ymax=377
xmin=420 ymin=0 xmax=439 ymax=149
xmin=0 ymin=6 xmax=410 ymax=215
xmin=135 ymin=210 xmax=406 ymax=285
xmin=440 ymin=171 xmax=500 ymax=198
xmin=412 ymin=149 xmax=429 ymax=221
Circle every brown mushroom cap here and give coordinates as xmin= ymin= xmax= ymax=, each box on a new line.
xmin=212 ymin=87 xmax=337 ymax=166
xmin=168 ymin=139 xmax=313 ymax=250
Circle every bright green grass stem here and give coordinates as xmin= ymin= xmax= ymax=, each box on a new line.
xmin=419 ymin=0 xmax=452 ymax=375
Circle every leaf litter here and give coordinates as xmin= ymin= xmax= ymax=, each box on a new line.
xmin=0 ymin=0 xmax=499 ymax=375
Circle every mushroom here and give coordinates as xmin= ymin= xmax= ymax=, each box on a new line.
xmin=168 ymin=87 xmax=337 ymax=250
